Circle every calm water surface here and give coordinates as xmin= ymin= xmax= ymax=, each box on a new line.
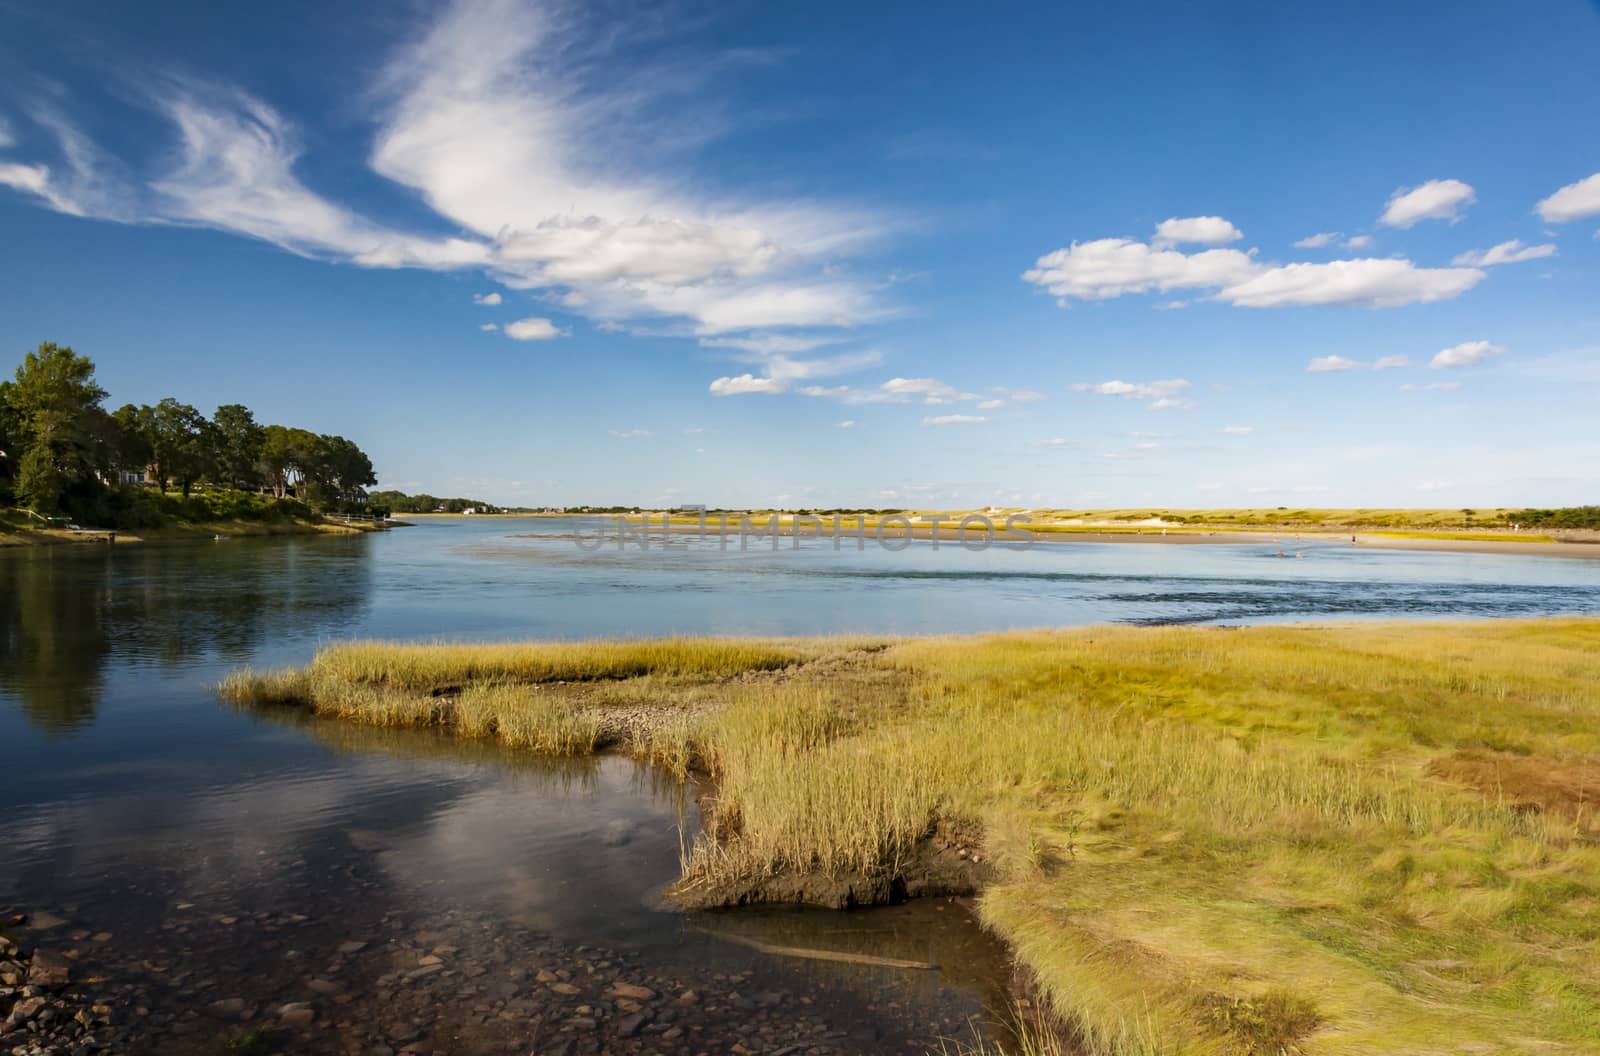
xmin=3 ymin=517 xmax=1599 ymax=1046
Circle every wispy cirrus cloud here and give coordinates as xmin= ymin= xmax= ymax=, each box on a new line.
xmin=0 ymin=0 xmax=891 ymax=348
xmin=1451 ymin=240 xmax=1555 ymax=267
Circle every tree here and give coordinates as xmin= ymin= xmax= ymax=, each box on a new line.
xmin=112 ymin=403 xmax=154 ymax=479
xmin=4 ymin=343 xmax=110 ymax=514
xmin=318 ymin=434 xmax=376 ymax=506
xmin=209 ymin=404 xmax=265 ymax=490
xmin=119 ymin=399 xmax=213 ymax=496
xmin=152 ymin=399 xmax=212 ymax=498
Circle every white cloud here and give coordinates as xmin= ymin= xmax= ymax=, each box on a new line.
xmin=504 ymin=316 xmax=562 ymax=340
xmin=1307 ymin=355 xmax=1362 ymax=372
xmin=1430 ymin=340 xmax=1503 ymax=369
xmin=1072 ymin=378 xmax=1192 ymax=410
xmin=1379 ymin=179 xmax=1476 ymax=228
xmin=881 ymin=377 xmax=978 ymax=404
xmin=1220 ymin=425 xmax=1253 ymax=435
xmin=1154 ymin=216 xmax=1242 ymax=245
xmin=1536 ymin=171 xmax=1600 ymax=223
xmin=479 ymin=322 xmax=498 ymax=332
xmin=0 ymin=115 xmax=13 ymax=148
xmin=1218 ymin=259 xmax=1483 ymax=308
xmin=474 ymin=291 xmax=503 ymax=305
xmin=150 ymin=84 xmax=488 ymax=268
xmin=1372 ymin=355 xmax=1410 ymax=370
xmin=699 ymin=333 xmax=844 ymax=356
xmin=1024 ymin=239 xmax=1257 ymax=302
xmin=1026 ymin=237 xmax=1482 ymax=309
xmin=607 ymin=429 xmax=654 ymax=439
xmin=1072 ymin=378 xmax=1191 ymax=400
xmin=0 ymin=1 xmax=889 ymax=344
xmin=1400 ymin=381 xmax=1463 ymax=392
xmin=366 ymin=0 xmax=886 ymax=334
xmin=836 ymin=420 xmax=856 ymax=429
xmin=1294 ymin=232 xmax=1375 ymax=251
xmin=993 ymin=387 xmax=1045 ymax=402
xmin=976 ymin=398 xmax=1005 ymax=410
xmin=709 ymin=373 xmax=787 ymax=396
xmin=922 ymin=414 xmax=987 ymax=426
xmin=1451 ymin=240 xmax=1557 ymax=267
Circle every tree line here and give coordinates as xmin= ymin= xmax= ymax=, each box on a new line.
xmin=0 ymin=343 xmax=376 ymax=523
xmin=367 ymin=491 xmax=504 ymax=514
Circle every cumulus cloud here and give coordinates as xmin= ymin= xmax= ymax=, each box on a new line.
xmin=473 ymin=291 xmax=503 ymax=305
xmin=1219 ymin=259 xmax=1483 ymax=308
xmin=976 ymin=398 xmax=1005 ymax=410
xmin=1072 ymin=378 xmax=1192 ymax=409
xmin=709 ymin=373 xmax=787 ymax=396
xmin=881 ymin=377 xmax=978 ymax=404
xmin=1451 ymin=240 xmax=1557 ymax=267
xmin=1024 ymin=239 xmax=1257 ymax=302
xmin=1307 ymin=355 xmax=1362 ymax=372
xmin=1154 ymin=216 xmax=1242 ymax=245
xmin=1344 ymin=235 xmax=1374 ymax=249
xmin=1536 ymin=171 xmax=1600 ymax=223
xmin=504 ymin=316 xmax=562 ymax=340
xmin=1379 ymin=179 xmax=1476 ymax=227
xmin=1429 ymin=340 xmax=1503 ymax=369
xmin=1025 ymin=237 xmax=1482 ymax=309
xmin=922 ymin=414 xmax=987 ymax=426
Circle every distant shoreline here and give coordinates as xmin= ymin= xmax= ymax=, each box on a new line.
xmin=518 ymin=514 xmax=1600 ymax=560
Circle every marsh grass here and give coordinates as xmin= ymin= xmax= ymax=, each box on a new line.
xmin=309 ymin=637 xmax=804 ymax=690
xmin=221 ymin=619 xmax=1600 ymax=1055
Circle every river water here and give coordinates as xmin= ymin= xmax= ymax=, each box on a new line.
xmin=3 ymin=517 xmax=1599 ymax=1053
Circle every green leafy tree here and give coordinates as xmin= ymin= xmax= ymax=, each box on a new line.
xmin=318 ymin=434 xmax=376 ymax=507
xmin=5 ymin=343 xmax=110 ymax=514
xmin=120 ymin=399 xmax=213 ymax=497
xmin=112 ymin=403 xmax=154 ymax=479
xmin=209 ymin=404 xmax=266 ymax=490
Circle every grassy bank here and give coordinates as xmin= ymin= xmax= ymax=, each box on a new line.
xmin=1 ymin=490 xmax=386 ymax=546
xmin=221 ymin=619 xmax=1600 ymax=1055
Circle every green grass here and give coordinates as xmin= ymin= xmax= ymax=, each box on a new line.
xmin=222 ymin=619 xmax=1600 ymax=1055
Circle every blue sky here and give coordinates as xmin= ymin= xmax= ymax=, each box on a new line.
xmin=2 ymin=0 xmax=1598 ymax=509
